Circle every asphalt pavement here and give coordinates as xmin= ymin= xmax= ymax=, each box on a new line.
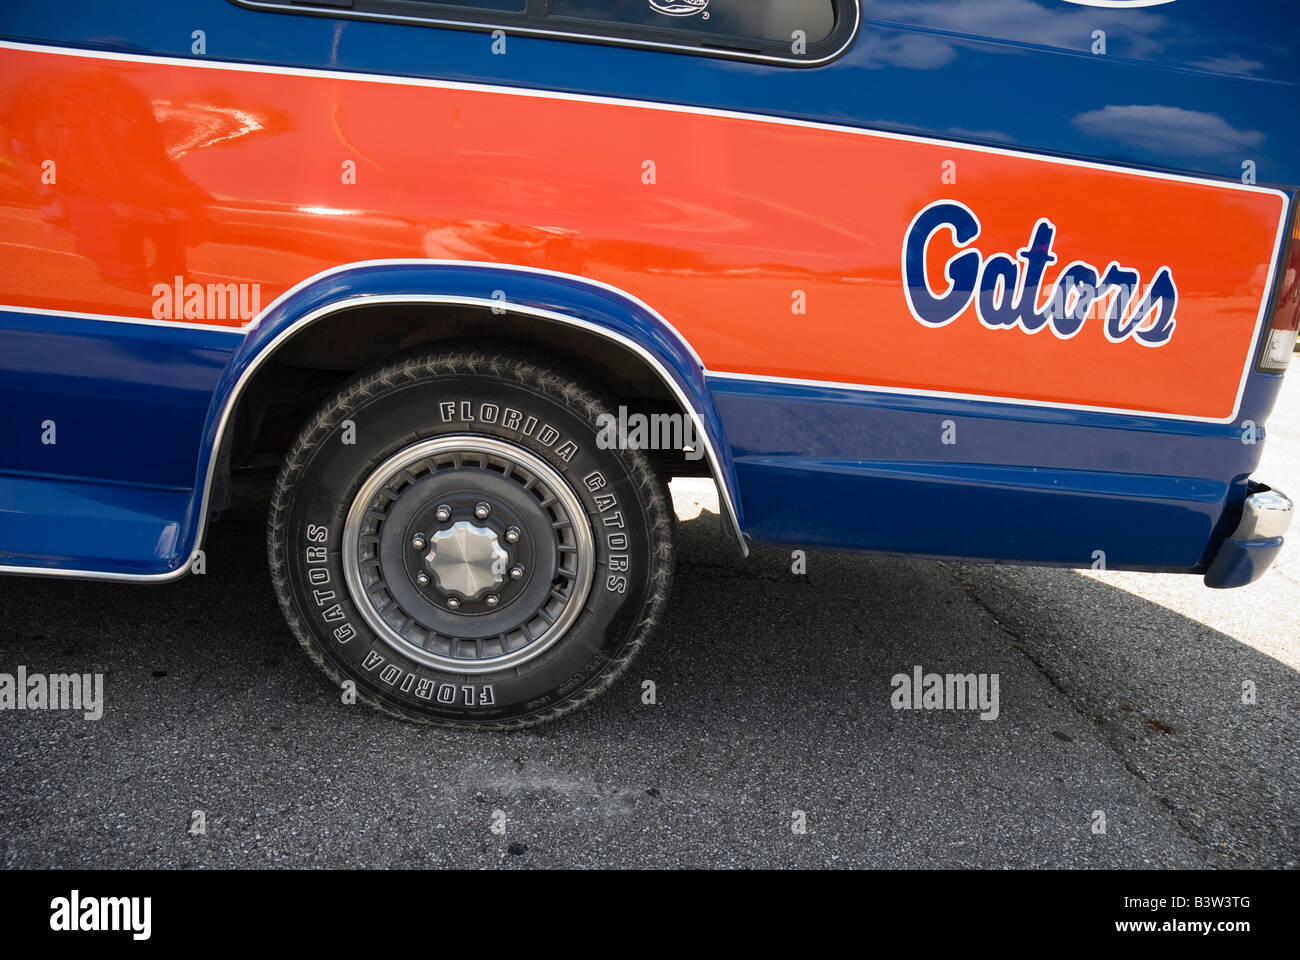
xmin=2 ymin=377 xmax=1297 ymax=869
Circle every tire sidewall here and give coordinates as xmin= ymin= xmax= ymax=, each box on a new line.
xmin=272 ymin=357 xmax=661 ymax=726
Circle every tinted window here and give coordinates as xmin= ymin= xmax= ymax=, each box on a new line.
xmin=410 ymin=0 xmax=525 ymax=9
xmin=550 ymin=0 xmax=836 ymax=45
xmin=231 ymin=0 xmax=853 ymax=64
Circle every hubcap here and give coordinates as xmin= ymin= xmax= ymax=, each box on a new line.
xmin=423 ymin=521 xmax=507 ymax=600
xmin=342 ymin=435 xmax=595 ymax=674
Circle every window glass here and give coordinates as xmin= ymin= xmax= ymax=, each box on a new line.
xmin=549 ymin=0 xmax=836 ymax=46
xmin=235 ymin=0 xmax=852 ymax=62
xmin=410 ymin=0 xmax=527 ymax=11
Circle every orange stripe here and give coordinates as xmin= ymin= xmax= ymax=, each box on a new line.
xmin=0 ymin=47 xmax=1284 ymax=420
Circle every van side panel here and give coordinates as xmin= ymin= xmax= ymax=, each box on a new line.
xmin=0 ymin=0 xmax=1295 ymax=576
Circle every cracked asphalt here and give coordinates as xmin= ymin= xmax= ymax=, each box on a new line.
xmin=1 ymin=377 xmax=1296 ymax=869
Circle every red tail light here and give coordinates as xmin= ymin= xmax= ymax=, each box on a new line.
xmin=1258 ymin=208 xmax=1300 ymax=373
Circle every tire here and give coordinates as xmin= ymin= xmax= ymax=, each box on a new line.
xmin=267 ymin=345 xmax=673 ymax=729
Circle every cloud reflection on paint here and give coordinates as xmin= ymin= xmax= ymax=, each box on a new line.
xmin=1071 ymin=104 xmax=1264 ymax=160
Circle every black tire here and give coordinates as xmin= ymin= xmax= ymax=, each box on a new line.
xmin=267 ymin=345 xmax=674 ymax=729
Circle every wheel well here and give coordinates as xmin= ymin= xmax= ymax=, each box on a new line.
xmin=213 ymin=300 xmax=711 ymax=511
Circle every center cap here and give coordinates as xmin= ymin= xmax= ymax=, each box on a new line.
xmin=423 ymin=520 xmax=508 ymax=600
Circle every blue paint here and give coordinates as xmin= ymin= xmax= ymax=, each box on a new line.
xmin=0 ymin=312 xmax=237 ymax=575
xmin=0 ymin=311 xmax=238 ymax=489
xmin=709 ymin=372 xmax=1279 ymax=571
xmin=1203 ymin=536 xmax=1284 ymax=589
xmin=0 ymin=475 xmax=195 ymax=575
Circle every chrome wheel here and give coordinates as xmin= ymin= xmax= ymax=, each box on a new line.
xmin=342 ymin=435 xmax=595 ymax=674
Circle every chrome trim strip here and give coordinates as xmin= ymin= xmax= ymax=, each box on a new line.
xmin=0 ymin=563 xmax=188 ymax=583
xmin=239 ymin=258 xmax=709 ymax=370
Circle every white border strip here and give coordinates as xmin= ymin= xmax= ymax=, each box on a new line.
xmin=0 ymin=38 xmax=1288 ymax=200
xmin=705 ymin=368 xmax=1248 ymax=423
xmin=0 ymin=303 xmax=248 ymax=335
xmin=1061 ymin=1 xmax=1176 ymax=8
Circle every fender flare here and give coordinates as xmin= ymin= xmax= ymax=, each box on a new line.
xmin=182 ymin=259 xmax=748 ymax=570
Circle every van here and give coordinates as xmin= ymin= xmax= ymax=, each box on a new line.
xmin=1 ymin=0 xmax=1295 ymax=727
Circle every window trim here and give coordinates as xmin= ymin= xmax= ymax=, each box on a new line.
xmin=227 ymin=0 xmax=861 ymax=67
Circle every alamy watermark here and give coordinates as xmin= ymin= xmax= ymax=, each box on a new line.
xmin=0 ymin=666 xmax=104 ymax=720
xmin=152 ymin=275 xmax=261 ymax=322
xmin=596 ymin=406 xmax=703 ymax=461
xmin=891 ymin=665 xmax=999 ymax=720
xmin=50 ymin=891 xmax=150 ymax=940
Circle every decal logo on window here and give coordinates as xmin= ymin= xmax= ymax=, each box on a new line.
xmin=649 ymin=0 xmax=710 ymax=17
xmin=902 ymin=200 xmax=1178 ymax=347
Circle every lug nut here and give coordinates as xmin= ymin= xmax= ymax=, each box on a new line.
xmin=485 ymin=595 xmax=499 ymax=607
xmin=475 ymin=501 xmax=491 ymax=519
xmin=447 ymin=597 xmax=460 ymax=609
xmin=435 ymin=504 xmax=451 ymax=522
xmin=411 ymin=535 xmax=426 ymax=551
xmin=510 ymin=565 xmax=524 ymax=580
xmin=416 ymin=572 xmax=430 ymax=586
xmin=505 ymin=526 xmax=520 ymax=543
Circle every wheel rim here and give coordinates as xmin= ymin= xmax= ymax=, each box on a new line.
xmin=342 ymin=435 xmax=595 ymax=674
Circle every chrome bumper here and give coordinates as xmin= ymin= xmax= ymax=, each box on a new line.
xmin=1232 ymin=486 xmax=1293 ymax=540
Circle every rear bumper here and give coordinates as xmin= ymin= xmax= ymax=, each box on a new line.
xmin=1203 ymin=485 xmax=1292 ymax=588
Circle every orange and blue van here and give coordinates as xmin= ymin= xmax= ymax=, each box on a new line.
xmin=1 ymin=0 xmax=1296 ymax=726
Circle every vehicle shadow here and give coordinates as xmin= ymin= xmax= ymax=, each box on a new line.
xmin=648 ymin=492 xmax=1299 ymax=868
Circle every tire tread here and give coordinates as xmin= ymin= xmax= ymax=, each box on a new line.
xmin=267 ymin=344 xmax=674 ymax=730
